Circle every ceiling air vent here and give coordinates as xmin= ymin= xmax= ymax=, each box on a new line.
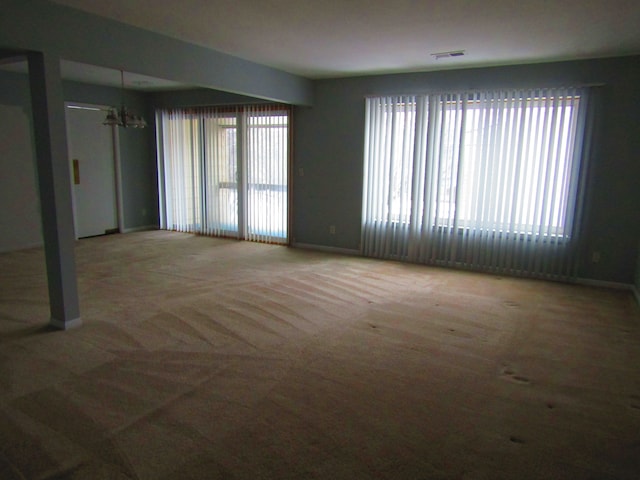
xmin=431 ymin=50 xmax=465 ymax=60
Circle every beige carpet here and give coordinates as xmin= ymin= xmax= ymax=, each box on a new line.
xmin=0 ymin=230 xmax=639 ymax=479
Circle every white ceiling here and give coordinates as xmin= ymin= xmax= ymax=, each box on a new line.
xmin=50 ymin=0 xmax=640 ymax=79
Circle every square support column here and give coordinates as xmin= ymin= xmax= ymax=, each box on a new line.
xmin=27 ymin=51 xmax=81 ymax=330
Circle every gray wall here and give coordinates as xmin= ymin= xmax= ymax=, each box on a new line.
xmin=293 ymin=56 xmax=640 ymax=284
xmin=0 ymin=70 xmax=157 ymax=251
xmin=0 ymin=72 xmax=42 ymax=251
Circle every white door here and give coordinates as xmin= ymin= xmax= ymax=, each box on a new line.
xmin=65 ymin=104 xmax=119 ymax=238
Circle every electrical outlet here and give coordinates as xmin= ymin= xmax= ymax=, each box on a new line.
xmin=298 ymin=168 xmax=304 ymax=177
xmin=329 ymin=225 xmax=336 ymax=234
xmin=591 ymin=251 xmax=600 ymax=263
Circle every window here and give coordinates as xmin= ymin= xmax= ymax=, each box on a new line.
xmin=362 ymin=88 xmax=591 ymax=279
xmin=157 ymin=105 xmax=290 ymax=244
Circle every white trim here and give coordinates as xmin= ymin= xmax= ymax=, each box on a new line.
xmin=122 ymin=225 xmax=158 ymax=234
xmin=574 ymin=278 xmax=633 ymax=290
xmin=292 ymin=242 xmax=361 ymax=256
xmin=50 ymin=316 xmax=82 ymax=330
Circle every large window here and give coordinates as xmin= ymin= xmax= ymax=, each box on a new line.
xmin=362 ymin=88 xmax=592 ymax=279
xmin=157 ymin=105 xmax=290 ymax=244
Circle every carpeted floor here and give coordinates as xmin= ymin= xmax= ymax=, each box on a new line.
xmin=1 ymin=230 xmax=639 ymax=479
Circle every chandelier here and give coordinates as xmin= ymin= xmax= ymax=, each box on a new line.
xmin=103 ymin=70 xmax=147 ymax=128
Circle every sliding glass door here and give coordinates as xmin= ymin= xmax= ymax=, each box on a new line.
xmin=245 ymin=108 xmax=288 ymax=242
xmin=157 ymin=105 xmax=290 ymax=244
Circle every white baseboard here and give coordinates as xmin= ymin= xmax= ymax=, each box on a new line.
xmin=50 ymin=316 xmax=82 ymax=330
xmin=292 ymin=242 xmax=361 ymax=256
xmin=575 ymin=278 xmax=640 ymax=306
xmin=574 ymin=278 xmax=634 ymax=290
xmin=122 ymin=225 xmax=158 ymax=234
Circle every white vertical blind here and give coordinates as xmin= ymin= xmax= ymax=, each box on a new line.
xmin=157 ymin=109 xmax=201 ymax=233
xmin=203 ymin=108 xmax=239 ymax=237
xmin=157 ymin=105 xmax=290 ymax=245
xmin=245 ymin=105 xmax=289 ymax=243
xmin=362 ymin=88 xmax=591 ymax=279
